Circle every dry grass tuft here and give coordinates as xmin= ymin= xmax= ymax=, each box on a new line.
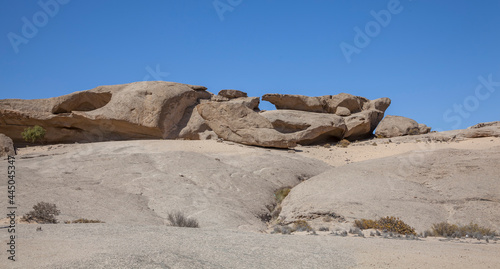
xmin=168 ymin=211 xmax=199 ymax=228
xmin=337 ymin=139 xmax=350 ymax=148
xmin=66 ymin=218 xmax=104 ymax=224
xmin=431 ymin=222 xmax=496 ymax=237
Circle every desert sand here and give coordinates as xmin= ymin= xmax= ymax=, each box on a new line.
xmin=1 ymin=135 xmax=499 ymax=268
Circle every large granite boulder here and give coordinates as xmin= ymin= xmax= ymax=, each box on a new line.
xmin=0 ymin=134 xmax=15 ymax=157
xmin=0 ymin=81 xmax=212 ymax=143
xmin=197 ymin=103 xmax=349 ymax=148
xmin=375 ymin=115 xmax=431 ymax=138
xmin=197 ymin=102 xmax=295 ymax=148
xmin=260 ymin=110 xmax=346 ymax=144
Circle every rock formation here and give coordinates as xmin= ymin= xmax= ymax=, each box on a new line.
xmin=218 ymin=89 xmax=247 ymax=99
xmin=262 ymin=93 xmax=391 ymax=141
xmin=0 ymin=81 xmax=212 ymax=143
xmin=197 ymin=102 xmax=296 ymax=148
xmin=460 ymin=124 xmax=500 ymax=138
xmin=0 ymin=134 xmax=15 ymax=157
xmin=468 ymin=121 xmax=500 ymax=129
xmin=0 ymin=82 xmax=391 ymax=148
xmin=375 ymin=115 xmax=431 ymax=138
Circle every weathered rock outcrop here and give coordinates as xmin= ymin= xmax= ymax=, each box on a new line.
xmin=218 ymin=89 xmax=247 ymax=99
xmin=261 ymin=93 xmax=391 ymax=141
xmin=197 ymin=102 xmax=295 ymax=148
xmin=468 ymin=121 xmax=500 ymax=129
xmin=0 ymin=82 xmax=391 ymax=148
xmin=0 ymin=134 xmax=15 ymax=157
xmin=208 ymin=90 xmax=259 ymax=110
xmin=262 ymin=93 xmax=389 ymax=116
xmin=371 ymin=122 xmax=500 ymax=144
xmin=228 ymin=97 xmax=260 ymax=111
xmin=262 ymin=94 xmax=328 ymax=113
xmin=0 ymin=81 xmax=212 ymax=143
xmin=260 ymin=110 xmax=346 ymax=144
xmin=375 ymin=115 xmax=431 ymax=138
xmin=460 ymin=124 xmax=500 ymax=138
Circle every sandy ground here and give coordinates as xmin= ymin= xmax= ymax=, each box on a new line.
xmin=12 ymin=135 xmax=500 ymax=167
xmin=296 ymin=136 xmax=500 ymax=167
xmin=1 ymin=136 xmax=499 ymax=268
xmin=1 ymin=224 xmax=499 ymax=269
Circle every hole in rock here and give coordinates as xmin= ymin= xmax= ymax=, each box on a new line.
xmin=52 ymin=92 xmax=112 ymax=114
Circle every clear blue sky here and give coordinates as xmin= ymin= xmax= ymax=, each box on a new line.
xmin=1 ymin=0 xmax=499 ymax=131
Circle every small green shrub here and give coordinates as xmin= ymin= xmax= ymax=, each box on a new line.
xmin=21 ymin=202 xmax=60 ymax=224
xmin=337 ymin=139 xmax=350 ymax=148
xmin=167 ymin=211 xmax=199 ymax=228
xmin=354 ymin=216 xmax=416 ymax=235
xmin=21 ymin=125 xmax=46 ymax=143
xmin=275 ymin=188 xmax=291 ymax=204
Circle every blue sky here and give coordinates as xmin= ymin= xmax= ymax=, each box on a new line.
xmin=1 ymin=0 xmax=499 ymax=131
